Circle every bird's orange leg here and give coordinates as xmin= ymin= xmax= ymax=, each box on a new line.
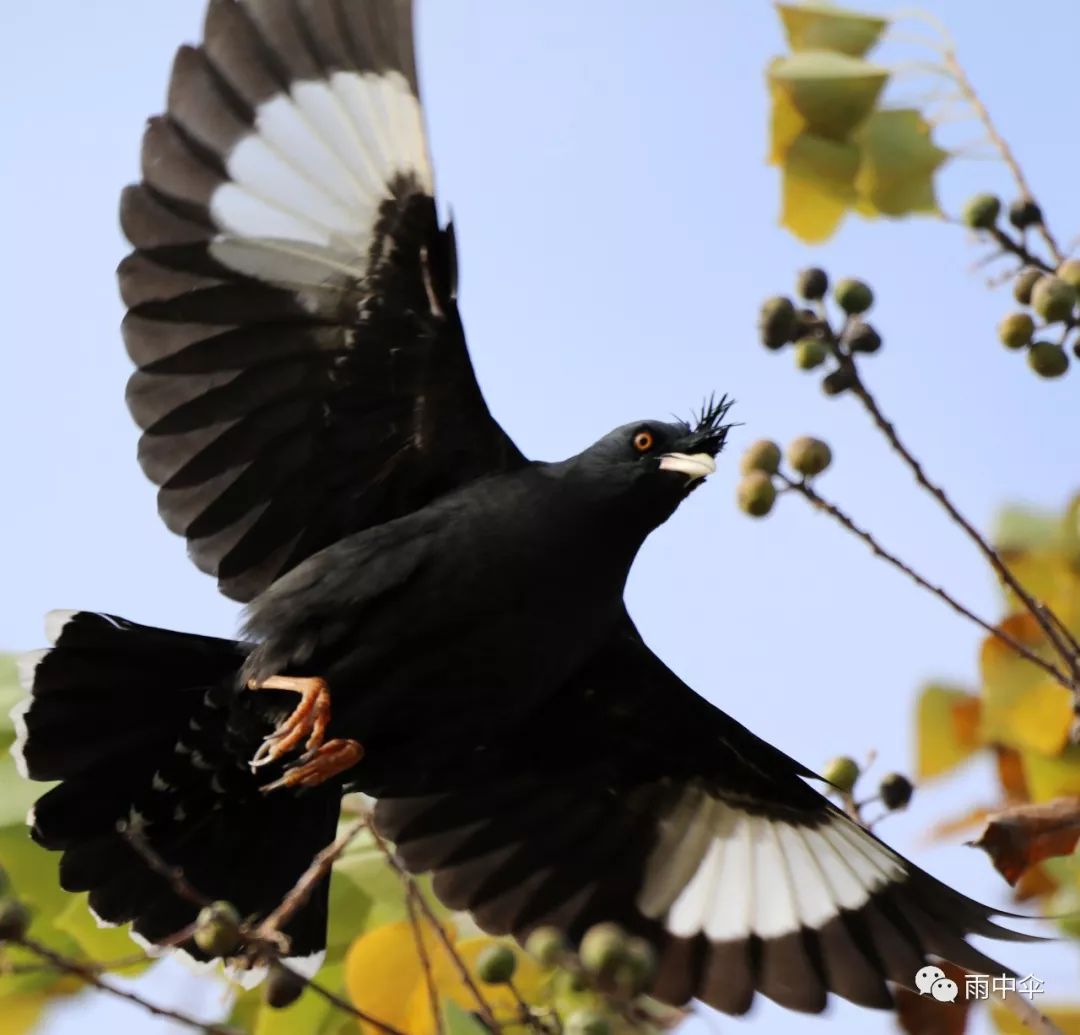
xmin=247 ymin=675 xmax=363 ymax=792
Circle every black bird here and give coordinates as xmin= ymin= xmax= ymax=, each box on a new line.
xmin=13 ymin=0 xmax=1035 ymax=1015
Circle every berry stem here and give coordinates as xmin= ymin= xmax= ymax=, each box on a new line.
xmin=988 ymin=227 xmax=1054 ymax=274
xmin=368 ymin=823 xmax=503 ymax=1032
xmin=779 ymin=473 xmax=1072 ymax=687
xmin=9 ymin=934 xmax=235 ymax=1035
xmin=405 ymin=884 xmax=446 ymax=1035
xmin=941 ymin=48 xmax=1064 ymax=265
xmin=838 ymin=367 xmax=1080 ymax=686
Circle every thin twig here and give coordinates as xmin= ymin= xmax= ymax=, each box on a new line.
xmin=122 ymin=825 xmax=212 ymax=908
xmin=367 ymin=823 xmax=502 ymax=1032
xmin=12 ymin=935 xmax=234 ymax=1035
xmin=506 ymin=978 xmax=553 ymax=1034
xmin=123 ymin=817 xmax=408 ymax=1035
xmin=842 ymin=371 xmax=1080 ymax=682
xmin=941 ymin=49 xmax=1063 ymax=265
xmin=258 ymin=817 xmax=368 ymax=939
xmin=989 ymin=227 xmax=1055 ymax=274
xmin=276 ymin=961 xmax=412 ymax=1035
xmin=779 ymin=474 xmax=1071 ymax=685
xmin=1000 ymin=988 xmax=1065 ymax=1035
xmin=405 ymin=885 xmax=446 ymax=1035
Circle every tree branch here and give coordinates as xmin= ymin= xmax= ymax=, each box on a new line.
xmin=367 ymin=822 xmax=502 ymax=1032
xmin=11 ymin=934 xmax=235 ymax=1035
xmin=779 ymin=474 xmax=1071 ymax=686
xmin=829 ymin=349 xmax=1080 ymax=688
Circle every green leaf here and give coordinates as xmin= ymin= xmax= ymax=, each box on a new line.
xmin=994 ymin=505 xmax=1068 ymax=552
xmin=777 ymin=3 xmax=888 ymax=57
xmin=852 ymin=109 xmax=947 ymax=217
xmin=443 ymin=998 xmax=490 ymax=1035
xmin=769 ymin=50 xmax=888 ymax=140
xmin=253 ymin=962 xmax=346 ymax=1035
xmin=53 ymin=893 xmax=149 ymax=971
xmin=0 ymin=752 xmax=44 ymax=829
xmin=0 ymin=653 xmax=24 ymax=753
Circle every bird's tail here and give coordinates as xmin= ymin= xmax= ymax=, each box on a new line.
xmin=11 ymin=610 xmax=341 ymax=965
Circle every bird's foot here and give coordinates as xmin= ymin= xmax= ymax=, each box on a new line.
xmin=247 ymin=674 xmax=332 ymax=770
xmin=258 ymin=739 xmax=364 ymax=793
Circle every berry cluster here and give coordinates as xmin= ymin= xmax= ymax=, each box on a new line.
xmin=822 ymin=756 xmax=914 ymax=814
xmin=758 ymin=267 xmax=881 ymax=396
xmin=962 ymin=192 xmax=1078 ymax=378
xmin=737 ymin=435 xmax=832 ymax=518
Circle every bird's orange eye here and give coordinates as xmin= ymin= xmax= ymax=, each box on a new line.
xmin=633 ymin=430 xmax=654 ymax=453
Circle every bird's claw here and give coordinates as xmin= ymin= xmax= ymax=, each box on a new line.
xmin=259 ymin=739 xmax=364 ymax=793
xmin=246 ymin=675 xmax=332 ymax=772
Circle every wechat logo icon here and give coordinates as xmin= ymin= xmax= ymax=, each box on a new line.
xmin=915 ymin=965 xmax=959 ymax=1003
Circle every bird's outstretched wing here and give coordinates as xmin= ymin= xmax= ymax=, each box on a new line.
xmin=375 ymin=617 xmax=1038 ymax=1014
xmin=119 ymin=0 xmax=524 ymax=601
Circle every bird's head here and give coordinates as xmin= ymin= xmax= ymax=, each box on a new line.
xmin=568 ymin=395 xmax=735 ymax=528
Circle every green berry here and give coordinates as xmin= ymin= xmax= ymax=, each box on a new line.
xmin=476 ymin=943 xmax=517 ymax=984
xmin=0 ymin=899 xmax=30 ymax=942
xmin=1028 ymin=341 xmax=1069 ymax=378
xmin=737 ymin=472 xmax=777 ymax=517
xmin=1057 ymin=259 xmax=1080 ymax=290
xmin=740 ymin=439 xmax=781 ymax=476
xmin=797 ymin=267 xmax=829 ymax=301
xmin=843 ymin=320 xmax=882 ymax=354
xmin=822 ymin=368 xmax=856 ymax=396
xmin=194 ymin=900 xmax=242 ymax=957
xmin=614 ymin=936 xmax=657 ymax=995
xmin=997 ymin=312 xmax=1035 ymax=349
xmin=566 ymin=1009 xmax=612 ymax=1035
xmin=579 ymin=922 xmax=628 ymax=979
xmin=524 ymin=925 xmax=567 ymax=967
xmin=787 ymin=436 xmax=832 ymax=477
xmin=758 ymin=296 xmax=797 ymax=350
xmin=264 ymin=963 xmax=306 ymax=1009
xmin=1008 ymin=198 xmax=1042 ymax=230
xmin=794 ymin=338 xmax=827 ymax=370
xmin=1031 ymin=276 xmax=1076 ymax=323
xmin=822 ymin=756 xmax=861 ymax=794
xmin=879 ymin=772 xmax=914 ymax=811
xmin=833 ymin=278 xmax=873 ymax=315
xmin=961 ymin=193 xmax=1001 ymax=230
xmin=1013 ymin=267 xmax=1043 ymax=305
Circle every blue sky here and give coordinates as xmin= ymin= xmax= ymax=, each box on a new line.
xmin=2 ymin=2 xmax=1077 ymax=1032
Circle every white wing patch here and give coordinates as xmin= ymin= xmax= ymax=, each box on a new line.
xmin=210 ymin=70 xmax=432 ymax=280
xmin=637 ymin=789 xmax=908 ymax=940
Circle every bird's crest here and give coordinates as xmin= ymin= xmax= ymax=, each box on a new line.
xmin=682 ymin=393 xmax=738 ymax=456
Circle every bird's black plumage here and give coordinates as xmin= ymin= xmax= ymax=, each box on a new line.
xmin=12 ymin=0 xmax=1037 ymax=1016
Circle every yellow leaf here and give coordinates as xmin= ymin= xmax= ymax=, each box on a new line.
xmin=0 ymin=984 xmax=81 ymax=1035
xmin=776 ymin=3 xmax=888 ymax=57
xmin=1022 ymin=747 xmax=1080 ymax=804
xmin=916 ymin=684 xmax=982 ymax=780
xmin=852 ymin=109 xmax=948 ymax=217
xmin=781 ymin=132 xmax=859 ymax=242
xmin=766 ymin=64 xmax=806 ymax=164
xmin=769 ymin=50 xmax=887 ymax=140
xmin=979 ymin=615 xmax=1073 ymax=756
xmin=344 ymin=920 xmax=547 ymax=1035
xmin=991 ymin=1002 xmax=1080 ymax=1034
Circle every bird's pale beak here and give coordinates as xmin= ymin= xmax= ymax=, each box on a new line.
xmin=658 ymin=452 xmax=716 ymax=483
